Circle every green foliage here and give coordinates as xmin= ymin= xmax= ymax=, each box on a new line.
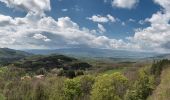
xmin=125 ymin=68 xmax=155 ymax=100
xmin=1 ymin=57 xmax=170 ymax=100
xmin=0 ymin=48 xmax=31 ymax=66
xmin=63 ymin=75 xmax=95 ymax=100
xmin=78 ymin=75 xmax=95 ymax=99
xmin=0 ymin=93 xmax=5 ymax=100
xmin=47 ymin=77 xmax=65 ymax=100
xmin=150 ymin=59 xmax=170 ymax=85
xmin=150 ymin=59 xmax=170 ymax=77
xmin=1 ymin=66 xmax=26 ymax=81
xmin=3 ymin=80 xmax=34 ymax=100
xmin=64 ymin=78 xmax=82 ymax=100
xmin=70 ymin=62 xmax=92 ymax=70
xmin=12 ymin=54 xmax=91 ymax=78
xmin=91 ymin=73 xmax=128 ymax=100
xmin=0 ymin=67 xmax=8 ymax=77
xmin=33 ymin=81 xmax=49 ymax=100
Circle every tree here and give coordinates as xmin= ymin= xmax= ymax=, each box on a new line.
xmin=91 ymin=72 xmax=128 ymax=100
xmin=78 ymin=75 xmax=95 ymax=99
xmin=125 ymin=69 xmax=155 ymax=100
xmin=64 ymin=78 xmax=82 ymax=100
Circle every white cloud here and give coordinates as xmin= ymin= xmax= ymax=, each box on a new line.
xmin=0 ymin=0 xmax=130 ymax=50
xmin=98 ymin=24 xmax=106 ymax=33
xmin=112 ymin=0 xmax=139 ymax=9
xmin=0 ymin=0 xmax=51 ymax=15
xmin=107 ymin=14 xmax=116 ymax=22
xmin=131 ymin=0 xmax=170 ymax=52
xmin=2 ymin=0 xmax=170 ymax=52
xmin=154 ymin=0 xmax=170 ymax=11
xmin=33 ymin=33 xmax=51 ymax=42
xmin=0 ymin=14 xmax=14 ymax=26
xmin=0 ymin=11 xmax=129 ymax=49
xmin=88 ymin=14 xmax=116 ymax=23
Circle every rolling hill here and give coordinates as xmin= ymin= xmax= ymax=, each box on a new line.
xmin=0 ymin=48 xmax=32 ymax=65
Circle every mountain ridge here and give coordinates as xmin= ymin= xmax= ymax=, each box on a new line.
xmin=24 ymin=47 xmax=159 ymax=59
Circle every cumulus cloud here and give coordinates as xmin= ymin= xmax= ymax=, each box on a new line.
xmin=0 ymin=0 xmax=131 ymax=50
xmin=0 ymin=14 xmax=14 ymax=26
xmin=131 ymin=0 xmax=170 ymax=52
xmin=88 ymin=14 xmax=116 ymax=23
xmin=112 ymin=0 xmax=139 ymax=9
xmin=0 ymin=0 xmax=51 ymax=15
xmin=2 ymin=0 xmax=170 ymax=52
xmin=154 ymin=0 xmax=170 ymax=10
xmin=0 ymin=11 xmax=128 ymax=49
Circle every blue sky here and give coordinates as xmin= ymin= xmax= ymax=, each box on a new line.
xmin=0 ymin=0 xmax=160 ymax=38
xmin=0 ymin=0 xmax=170 ymax=52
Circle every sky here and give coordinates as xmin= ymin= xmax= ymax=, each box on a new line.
xmin=0 ymin=0 xmax=170 ymax=53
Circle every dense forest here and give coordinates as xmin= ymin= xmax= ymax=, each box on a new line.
xmin=0 ymin=49 xmax=170 ymax=100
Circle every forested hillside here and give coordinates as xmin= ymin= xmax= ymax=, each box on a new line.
xmin=0 ymin=48 xmax=31 ymax=66
xmin=0 ymin=49 xmax=170 ymax=100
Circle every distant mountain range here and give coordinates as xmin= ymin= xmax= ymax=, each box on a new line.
xmin=0 ymin=47 xmax=169 ymax=65
xmin=24 ymin=48 xmax=160 ymax=59
xmin=153 ymin=54 xmax=170 ymax=59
